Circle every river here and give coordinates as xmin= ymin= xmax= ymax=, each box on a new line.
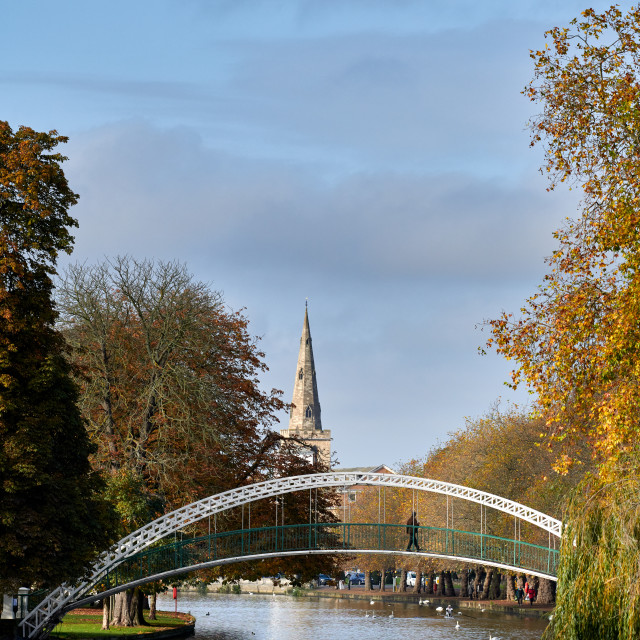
xmin=157 ymin=591 xmax=549 ymax=640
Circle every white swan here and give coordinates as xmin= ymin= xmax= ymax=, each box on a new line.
xmin=455 ymin=621 xmax=460 ymax=629
xmin=389 ymin=612 xmax=394 ymax=618
xmin=370 ymin=599 xmax=375 ymax=605
xmin=436 ymin=606 xmax=443 ymax=612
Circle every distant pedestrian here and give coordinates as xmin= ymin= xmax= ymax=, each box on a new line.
xmin=346 ymin=574 xmax=351 ymax=590
xmin=406 ymin=512 xmax=421 ymax=551
xmin=515 ymin=586 xmax=524 ymax=605
xmin=468 ymin=581 xmax=474 ymax=599
xmin=528 ymin=587 xmax=536 ymax=606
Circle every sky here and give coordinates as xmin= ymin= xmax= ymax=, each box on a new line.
xmin=2 ymin=0 xmax=629 ymax=468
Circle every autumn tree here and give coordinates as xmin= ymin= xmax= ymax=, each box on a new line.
xmin=57 ymin=257 xmax=339 ymax=620
xmin=482 ymin=7 xmax=640 ymax=636
xmin=487 ymin=5 xmax=640 ymax=476
xmin=0 ymin=121 xmax=115 ymax=593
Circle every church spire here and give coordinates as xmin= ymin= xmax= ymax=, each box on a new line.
xmin=280 ymin=303 xmax=332 ymax=467
xmin=288 ymin=304 xmax=322 ymax=431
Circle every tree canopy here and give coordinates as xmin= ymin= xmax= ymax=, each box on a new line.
xmin=487 ymin=5 xmax=640 ymax=476
xmin=0 ymin=121 xmax=115 ymax=593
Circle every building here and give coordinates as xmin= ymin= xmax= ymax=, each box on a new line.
xmin=279 ymin=304 xmax=332 ymax=467
xmin=334 ymin=464 xmax=397 ymax=503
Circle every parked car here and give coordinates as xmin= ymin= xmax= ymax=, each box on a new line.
xmin=317 ymin=574 xmax=334 ymax=586
xmin=407 ymin=571 xmax=417 ymax=587
xmin=347 ymin=572 xmax=365 ymax=585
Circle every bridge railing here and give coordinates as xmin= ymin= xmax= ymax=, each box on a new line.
xmin=96 ymin=522 xmax=557 ymax=592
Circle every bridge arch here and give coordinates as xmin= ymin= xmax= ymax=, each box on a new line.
xmin=21 ymin=472 xmax=562 ymax=638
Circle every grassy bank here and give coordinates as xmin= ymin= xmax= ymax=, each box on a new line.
xmin=50 ymin=609 xmax=194 ymax=638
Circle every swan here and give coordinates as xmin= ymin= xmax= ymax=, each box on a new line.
xmin=455 ymin=621 xmax=460 ymax=629
xmin=370 ymin=599 xmax=375 ymax=605
xmin=389 ymin=612 xmax=394 ymax=618
xmin=436 ymin=606 xmax=443 ymax=612
xmin=365 ymin=613 xmax=369 ymax=618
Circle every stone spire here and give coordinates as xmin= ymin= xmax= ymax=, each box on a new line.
xmin=280 ymin=303 xmax=331 ymax=466
xmin=288 ymin=303 xmax=322 ymax=431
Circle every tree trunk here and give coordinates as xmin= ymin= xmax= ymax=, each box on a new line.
xmin=460 ymin=570 xmax=469 ymax=599
xmin=111 ymin=591 xmax=134 ymax=627
xmin=426 ymin=572 xmax=435 ymax=595
xmin=365 ymin=570 xmax=372 ymax=591
xmin=488 ymin=571 xmax=501 ymax=599
xmin=380 ymin=567 xmax=386 ymax=592
xmin=400 ymin=568 xmax=407 ymax=592
xmin=148 ymin=593 xmax=157 ymax=621
xmin=135 ymin=590 xmax=147 ymax=626
xmin=444 ymin=571 xmax=456 ymax=596
xmin=537 ymin=578 xmax=556 ymax=605
xmin=436 ymin=570 xmax=446 ymax=596
xmin=505 ymin=574 xmax=516 ymax=601
xmin=517 ymin=573 xmax=526 ymax=589
xmin=473 ymin=569 xmax=485 ymax=599
xmin=479 ymin=568 xmax=493 ymax=600
xmin=413 ymin=570 xmax=422 ymax=593
xmin=111 ymin=588 xmax=144 ymax=627
xmin=101 ymin=599 xmax=110 ymax=630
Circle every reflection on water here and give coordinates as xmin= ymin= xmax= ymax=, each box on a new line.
xmin=157 ymin=591 xmax=548 ymax=640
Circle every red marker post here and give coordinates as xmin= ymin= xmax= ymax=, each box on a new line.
xmin=173 ymin=587 xmax=177 ymax=613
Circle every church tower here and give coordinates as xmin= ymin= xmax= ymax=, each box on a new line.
xmin=279 ymin=304 xmax=332 ymax=467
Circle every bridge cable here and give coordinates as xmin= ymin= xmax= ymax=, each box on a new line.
xmin=384 ymin=486 xmax=386 ymax=524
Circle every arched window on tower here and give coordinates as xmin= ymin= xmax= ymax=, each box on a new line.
xmin=298 ymin=368 xmax=303 ymax=380
xmin=305 ymin=405 xmax=313 ymax=419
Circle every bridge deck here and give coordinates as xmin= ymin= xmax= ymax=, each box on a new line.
xmin=99 ymin=522 xmax=557 ymax=592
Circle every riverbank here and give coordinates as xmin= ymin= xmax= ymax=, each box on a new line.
xmin=48 ymin=609 xmax=195 ymax=640
xmin=303 ymin=587 xmax=553 ymax=618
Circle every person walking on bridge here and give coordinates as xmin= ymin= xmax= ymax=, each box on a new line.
xmin=406 ymin=511 xmax=421 ymax=552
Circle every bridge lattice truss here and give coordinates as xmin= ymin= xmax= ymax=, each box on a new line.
xmin=21 ymin=472 xmax=562 ymax=639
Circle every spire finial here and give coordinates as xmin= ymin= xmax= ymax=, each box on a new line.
xmin=305 ymin=298 xmax=308 ymax=308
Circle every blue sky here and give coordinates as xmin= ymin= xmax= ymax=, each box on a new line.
xmin=2 ymin=0 xmax=626 ymax=467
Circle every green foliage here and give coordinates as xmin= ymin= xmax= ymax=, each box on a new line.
xmin=104 ymin=469 xmax=163 ymax=535
xmin=545 ymin=464 xmax=640 ymax=639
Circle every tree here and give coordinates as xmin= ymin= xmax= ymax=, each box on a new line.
xmin=57 ymin=256 xmax=340 ymax=621
xmin=57 ymin=257 xmax=290 ymax=511
xmin=0 ymin=121 xmax=116 ymax=593
xmin=486 ymin=5 xmax=640 ymax=476
xmin=481 ymin=7 xmax=640 ymax=636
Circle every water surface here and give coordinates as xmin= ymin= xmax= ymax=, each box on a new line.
xmin=158 ymin=591 xmax=548 ymax=640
